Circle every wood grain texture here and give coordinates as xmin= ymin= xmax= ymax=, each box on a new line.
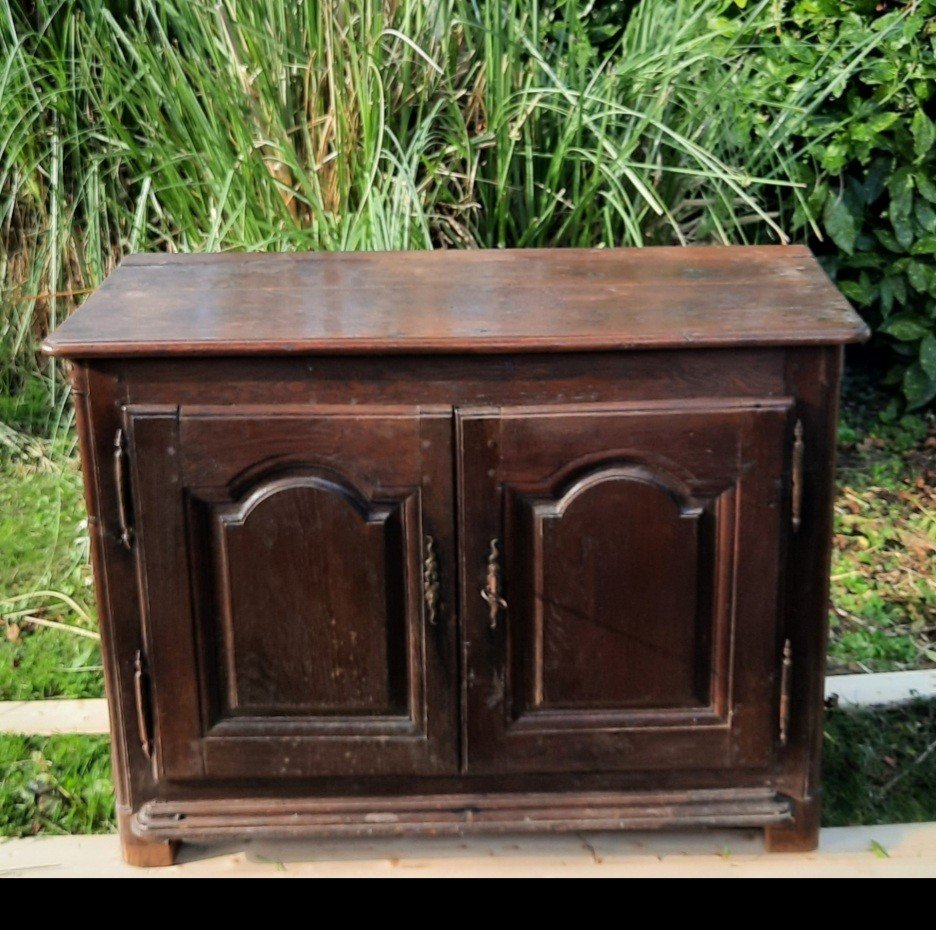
xmin=764 ymin=796 xmax=821 ymax=852
xmin=111 ymin=350 xmax=790 ymax=409
xmin=120 ymin=837 xmax=178 ymax=868
xmin=768 ymin=346 xmax=846 ymax=855
xmin=117 ymin=804 xmax=179 ymax=867
xmin=211 ymin=475 xmax=409 ymax=715
xmin=43 ymin=246 xmax=867 ymax=358
xmin=523 ymin=465 xmax=708 ymax=710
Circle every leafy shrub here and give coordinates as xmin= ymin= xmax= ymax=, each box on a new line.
xmin=739 ymin=0 xmax=936 ymax=406
xmin=800 ymin=1 xmax=936 ymax=408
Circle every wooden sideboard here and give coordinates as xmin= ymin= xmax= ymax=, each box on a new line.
xmin=44 ymin=246 xmax=867 ymax=866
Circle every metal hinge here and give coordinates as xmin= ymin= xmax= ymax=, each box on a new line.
xmin=791 ymin=419 xmax=804 ymax=532
xmin=114 ymin=428 xmax=134 ymax=550
xmin=133 ymin=650 xmax=154 ymax=761
xmin=779 ymin=639 xmax=793 ymax=747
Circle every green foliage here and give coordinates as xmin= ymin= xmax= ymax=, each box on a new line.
xmin=0 ymin=735 xmax=114 ymax=837
xmin=750 ymin=1 xmax=936 ymax=408
xmin=0 ymin=444 xmax=102 ymax=700
xmin=829 ymin=379 xmax=935 ymax=672
xmin=823 ymin=699 xmax=936 ymax=828
xmin=542 ymin=0 xmax=641 ymax=50
xmin=6 ymin=0 xmax=933 ymax=421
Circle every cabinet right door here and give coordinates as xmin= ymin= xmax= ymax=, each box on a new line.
xmin=458 ymin=398 xmax=794 ymax=775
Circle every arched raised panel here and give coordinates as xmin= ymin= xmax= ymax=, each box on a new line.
xmin=514 ymin=464 xmax=720 ymax=713
xmin=208 ymin=472 xmax=413 ymax=717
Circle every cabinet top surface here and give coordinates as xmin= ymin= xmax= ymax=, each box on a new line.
xmin=44 ymin=245 xmax=867 ymax=358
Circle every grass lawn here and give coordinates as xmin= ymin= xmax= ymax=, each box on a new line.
xmin=823 ymin=699 xmax=936 ymax=828
xmin=830 ymin=377 xmax=936 ymax=672
xmin=0 ymin=445 xmax=101 ymax=700
xmin=0 ymin=734 xmax=114 ymax=836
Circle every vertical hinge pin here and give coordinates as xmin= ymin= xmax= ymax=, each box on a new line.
xmin=779 ymin=639 xmax=793 ymax=748
xmin=114 ymin=428 xmax=134 ymax=550
xmin=791 ymin=419 xmax=804 ymax=532
xmin=133 ymin=650 xmax=153 ymax=760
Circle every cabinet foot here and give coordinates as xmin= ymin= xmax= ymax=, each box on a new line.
xmin=121 ymin=835 xmax=179 ymax=867
xmin=764 ymin=797 xmax=820 ymax=853
xmin=119 ymin=811 xmax=178 ymax=867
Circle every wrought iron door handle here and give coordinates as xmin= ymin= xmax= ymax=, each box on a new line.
xmin=480 ymin=538 xmax=507 ymax=630
xmin=133 ymin=650 xmax=153 ymax=760
xmin=423 ymin=535 xmax=441 ymax=626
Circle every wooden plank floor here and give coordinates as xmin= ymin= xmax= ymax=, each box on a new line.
xmin=2 ymin=823 xmax=934 ymax=878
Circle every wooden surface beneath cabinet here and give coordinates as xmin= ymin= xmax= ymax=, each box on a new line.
xmin=44 ymin=245 xmax=867 ymax=866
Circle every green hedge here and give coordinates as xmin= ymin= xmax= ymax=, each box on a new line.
xmin=756 ymin=1 xmax=936 ymax=407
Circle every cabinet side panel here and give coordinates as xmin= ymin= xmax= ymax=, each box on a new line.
xmin=779 ymin=346 xmax=844 ymax=803
xmin=68 ymin=364 xmax=128 ymax=809
xmin=71 ymin=363 xmax=158 ymax=815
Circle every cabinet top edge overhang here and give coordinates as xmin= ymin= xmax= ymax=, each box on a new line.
xmin=43 ymin=245 xmax=869 ymax=360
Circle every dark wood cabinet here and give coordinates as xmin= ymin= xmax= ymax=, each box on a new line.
xmin=45 ymin=246 xmax=866 ymax=865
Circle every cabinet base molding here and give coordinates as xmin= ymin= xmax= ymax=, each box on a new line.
xmin=135 ymin=788 xmax=793 ymax=843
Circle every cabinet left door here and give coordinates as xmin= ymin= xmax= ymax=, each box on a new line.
xmin=121 ymin=403 xmax=457 ymax=780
